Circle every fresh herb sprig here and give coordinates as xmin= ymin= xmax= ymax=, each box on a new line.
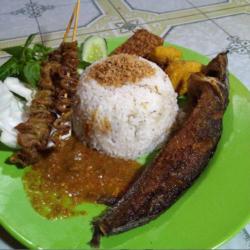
xmin=0 ymin=34 xmax=53 ymax=87
xmin=0 ymin=34 xmax=93 ymax=86
xmin=177 ymin=95 xmax=188 ymax=108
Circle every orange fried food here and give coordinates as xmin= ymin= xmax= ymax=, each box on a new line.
xmin=150 ymin=46 xmax=182 ymax=65
xmin=166 ymin=60 xmax=202 ymax=94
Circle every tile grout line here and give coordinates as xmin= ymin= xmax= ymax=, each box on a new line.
xmin=0 ymin=27 xmax=122 ymax=45
xmin=186 ymin=0 xmax=232 ymax=38
xmin=107 ymin=0 xmax=128 ymax=24
xmin=28 ymin=28 xmax=121 ymax=45
xmin=139 ymin=12 xmax=205 ymax=26
xmin=29 ymin=0 xmax=44 ymax=44
xmin=125 ymin=3 xmax=250 ymax=27
xmin=1 ymin=1 xmax=249 ymax=47
xmin=126 ymin=4 xmax=250 ymax=25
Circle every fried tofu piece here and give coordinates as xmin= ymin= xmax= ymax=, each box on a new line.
xmin=166 ymin=61 xmax=202 ymax=95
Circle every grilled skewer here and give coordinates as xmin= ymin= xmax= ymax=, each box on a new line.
xmin=10 ymin=1 xmax=81 ymax=166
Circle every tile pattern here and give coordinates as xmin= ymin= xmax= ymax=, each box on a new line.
xmin=227 ymin=36 xmax=250 ymax=56
xmin=0 ymin=0 xmax=250 ymax=249
xmin=0 ymin=0 xmax=40 ymax=41
xmin=0 ymin=0 xmax=124 ymax=50
xmin=220 ymin=229 xmax=250 ymax=249
xmin=164 ymin=19 xmax=229 ymax=55
xmin=124 ymin=0 xmax=193 ymax=14
xmin=190 ymin=0 xmax=229 ymax=7
xmin=109 ymin=0 xmax=202 ymax=24
xmin=9 ymin=2 xmax=55 ymax=18
xmin=36 ymin=0 xmax=103 ymax=34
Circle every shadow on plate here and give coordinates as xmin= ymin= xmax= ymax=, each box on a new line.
xmin=0 ymin=226 xmax=26 ymax=250
xmin=0 ymin=143 xmax=13 ymax=152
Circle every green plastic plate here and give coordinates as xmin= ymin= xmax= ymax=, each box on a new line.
xmin=0 ymin=37 xmax=250 ymax=249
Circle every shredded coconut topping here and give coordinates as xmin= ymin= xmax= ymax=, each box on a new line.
xmin=88 ymin=54 xmax=155 ymax=87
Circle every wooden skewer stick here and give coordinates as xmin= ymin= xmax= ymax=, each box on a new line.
xmin=63 ymin=4 xmax=77 ymax=42
xmin=72 ymin=0 xmax=81 ymax=42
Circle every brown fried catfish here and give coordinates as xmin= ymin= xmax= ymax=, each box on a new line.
xmin=90 ymin=52 xmax=229 ymax=247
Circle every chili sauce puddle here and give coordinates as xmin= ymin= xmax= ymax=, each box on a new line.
xmin=23 ymin=136 xmax=141 ymax=219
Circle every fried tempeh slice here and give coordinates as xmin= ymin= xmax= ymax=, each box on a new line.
xmin=112 ymin=29 xmax=164 ymax=58
xmin=90 ymin=52 xmax=229 ymax=247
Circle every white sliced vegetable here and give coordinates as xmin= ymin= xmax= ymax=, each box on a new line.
xmin=0 ymin=129 xmax=18 ymax=148
xmin=47 ymin=124 xmax=72 ymax=148
xmin=9 ymin=97 xmax=24 ymax=124
xmin=47 ymin=127 xmax=56 ymax=148
xmin=0 ymin=78 xmax=29 ymax=149
xmin=47 ymin=141 xmax=55 ymax=148
xmin=4 ymin=77 xmax=33 ymax=102
xmin=0 ymin=95 xmax=24 ymax=130
xmin=0 ymin=108 xmax=10 ymax=131
xmin=60 ymin=129 xmax=71 ymax=141
xmin=0 ymin=83 xmax=13 ymax=111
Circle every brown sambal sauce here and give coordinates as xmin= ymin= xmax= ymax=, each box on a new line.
xmin=23 ymin=136 xmax=141 ymax=219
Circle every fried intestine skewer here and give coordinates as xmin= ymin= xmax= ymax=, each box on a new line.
xmin=49 ymin=42 xmax=79 ymax=146
xmin=10 ymin=1 xmax=80 ymax=166
xmin=50 ymin=0 xmax=80 ymax=145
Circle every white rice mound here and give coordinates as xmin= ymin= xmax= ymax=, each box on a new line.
xmin=73 ymin=56 xmax=179 ymax=160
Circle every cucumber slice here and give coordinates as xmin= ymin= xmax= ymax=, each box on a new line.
xmin=81 ymin=36 xmax=108 ymax=63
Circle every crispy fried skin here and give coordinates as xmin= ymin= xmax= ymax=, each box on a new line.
xmin=90 ymin=52 xmax=229 ymax=247
xmin=112 ymin=29 xmax=163 ymax=58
